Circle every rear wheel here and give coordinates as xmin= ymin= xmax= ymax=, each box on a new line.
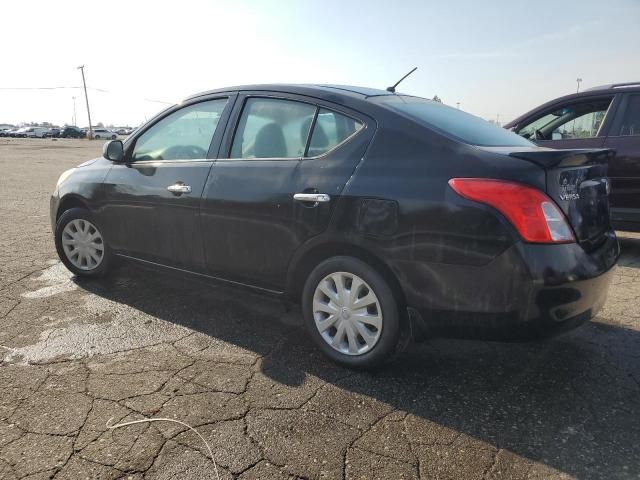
xmin=302 ymin=256 xmax=401 ymax=368
xmin=55 ymin=208 xmax=111 ymax=277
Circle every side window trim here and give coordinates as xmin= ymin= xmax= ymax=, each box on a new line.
xmin=124 ymin=94 xmax=236 ymax=163
xmin=303 ymin=108 xmax=320 ymax=158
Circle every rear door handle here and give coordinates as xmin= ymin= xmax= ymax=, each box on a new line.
xmin=293 ymin=193 xmax=331 ymax=203
xmin=167 ymin=183 xmax=192 ymax=194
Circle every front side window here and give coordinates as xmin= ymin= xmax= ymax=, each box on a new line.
xmin=517 ymin=97 xmax=612 ymax=141
xmin=306 ymin=109 xmax=363 ymax=157
xmin=230 ymin=98 xmax=316 ymax=159
xmin=618 ymin=95 xmax=640 ymax=136
xmin=132 ymin=99 xmax=227 ymax=161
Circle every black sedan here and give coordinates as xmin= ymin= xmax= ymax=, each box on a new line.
xmin=50 ymin=84 xmax=619 ymax=367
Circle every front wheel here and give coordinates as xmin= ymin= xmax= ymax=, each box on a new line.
xmin=302 ymin=256 xmax=401 ymax=369
xmin=55 ymin=208 xmax=112 ymax=277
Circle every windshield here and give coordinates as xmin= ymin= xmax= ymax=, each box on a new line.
xmin=374 ymin=96 xmax=533 ymax=147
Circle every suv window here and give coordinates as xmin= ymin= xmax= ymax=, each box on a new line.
xmin=306 ymin=109 xmax=363 ymax=157
xmin=230 ymin=98 xmax=316 ymax=159
xmin=618 ymin=95 xmax=640 ymax=136
xmin=375 ymin=96 xmax=533 ymax=147
xmin=132 ymin=99 xmax=227 ymax=161
xmin=517 ymin=97 xmax=612 ymax=141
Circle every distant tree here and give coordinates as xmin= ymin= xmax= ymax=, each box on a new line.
xmin=96 ymin=122 xmax=104 ymax=128
xmin=432 ymin=95 xmax=442 ymax=103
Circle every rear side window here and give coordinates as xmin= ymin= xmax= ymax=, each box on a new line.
xmin=231 ymin=98 xmax=316 ymax=159
xmin=618 ymin=95 xmax=640 ymax=136
xmin=375 ymin=96 xmax=533 ymax=147
xmin=306 ymin=109 xmax=363 ymax=157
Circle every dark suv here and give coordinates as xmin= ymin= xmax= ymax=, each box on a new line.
xmin=505 ymin=81 xmax=640 ymax=231
xmin=51 ymin=84 xmax=619 ymax=367
xmin=59 ymin=126 xmax=85 ymax=139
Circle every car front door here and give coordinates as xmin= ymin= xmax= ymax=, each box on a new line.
xmin=200 ymin=93 xmax=373 ymax=291
xmin=101 ymin=95 xmax=234 ymax=271
xmin=604 ymin=92 xmax=640 ymax=226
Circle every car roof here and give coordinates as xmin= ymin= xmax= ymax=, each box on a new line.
xmin=584 ymin=81 xmax=640 ymax=92
xmin=185 ymin=84 xmax=400 ymax=102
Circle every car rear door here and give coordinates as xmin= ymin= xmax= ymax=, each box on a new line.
xmin=101 ymin=95 xmax=235 ymax=271
xmin=200 ymin=92 xmax=374 ymax=291
xmin=604 ymin=92 xmax=640 ymax=225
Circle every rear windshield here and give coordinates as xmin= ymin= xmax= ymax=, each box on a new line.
xmin=374 ymin=96 xmax=533 ymax=147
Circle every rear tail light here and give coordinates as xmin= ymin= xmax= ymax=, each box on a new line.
xmin=448 ymin=178 xmax=575 ymax=244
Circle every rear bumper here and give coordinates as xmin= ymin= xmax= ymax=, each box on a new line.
xmin=401 ymin=231 xmax=620 ymax=341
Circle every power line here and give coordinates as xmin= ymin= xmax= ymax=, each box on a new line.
xmin=0 ymin=85 xmax=171 ymax=104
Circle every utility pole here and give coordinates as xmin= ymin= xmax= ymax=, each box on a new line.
xmin=576 ymin=77 xmax=582 ymax=93
xmin=72 ymin=96 xmax=76 ymax=126
xmin=77 ymin=65 xmax=93 ymax=139
xmin=456 ymin=102 xmax=460 ymax=109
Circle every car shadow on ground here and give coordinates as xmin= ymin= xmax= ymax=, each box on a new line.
xmin=618 ymin=235 xmax=640 ymax=269
xmin=74 ymin=245 xmax=640 ymax=479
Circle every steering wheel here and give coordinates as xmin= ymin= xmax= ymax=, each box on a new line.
xmin=533 ymin=129 xmax=545 ymax=141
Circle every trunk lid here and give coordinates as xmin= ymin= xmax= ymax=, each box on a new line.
xmin=483 ymin=147 xmax=615 ymax=249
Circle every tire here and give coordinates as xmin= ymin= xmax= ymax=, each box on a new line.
xmin=95 ymin=135 xmax=101 ymax=139
xmin=302 ymin=256 xmax=401 ymax=369
xmin=55 ymin=208 xmax=112 ymax=277
xmin=111 ymin=135 xmax=116 ymax=140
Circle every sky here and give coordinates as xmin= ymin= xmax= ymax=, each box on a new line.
xmin=1 ymin=0 xmax=639 ymax=127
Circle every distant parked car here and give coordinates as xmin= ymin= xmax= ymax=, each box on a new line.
xmin=12 ymin=127 xmax=29 ymax=138
xmin=115 ymin=128 xmax=131 ymax=135
xmin=59 ymin=126 xmax=85 ymax=139
xmin=24 ymin=127 xmax=50 ymax=138
xmin=92 ymin=128 xmax=117 ymax=140
xmin=0 ymin=128 xmax=13 ymax=137
xmin=44 ymin=127 xmax=61 ymax=138
xmin=506 ymin=81 xmax=640 ymax=232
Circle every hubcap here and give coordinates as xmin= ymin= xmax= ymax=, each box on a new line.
xmin=61 ymin=219 xmax=104 ymax=271
xmin=312 ymin=272 xmax=382 ymax=356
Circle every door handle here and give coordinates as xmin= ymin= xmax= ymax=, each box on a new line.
xmin=293 ymin=193 xmax=331 ymax=203
xmin=167 ymin=183 xmax=192 ymax=194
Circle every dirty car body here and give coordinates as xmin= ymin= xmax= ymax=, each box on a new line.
xmin=51 ymin=84 xmax=620 ymax=367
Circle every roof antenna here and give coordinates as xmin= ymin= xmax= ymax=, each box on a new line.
xmin=386 ymin=67 xmax=418 ymax=93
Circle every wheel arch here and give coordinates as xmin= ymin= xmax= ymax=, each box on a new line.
xmin=285 ymin=241 xmax=407 ymax=309
xmin=56 ymin=194 xmax=89 ymax=222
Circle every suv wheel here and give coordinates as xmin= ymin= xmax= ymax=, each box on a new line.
xmin=94 ymin=135 xmax=101 ymax=139
xmin=55 ymin=208 xmax=111 ymax=277
xmin=302 ymin=256 xmax=401 ymax=368
xmin=111 ymin=134 xmax=116 ymax=140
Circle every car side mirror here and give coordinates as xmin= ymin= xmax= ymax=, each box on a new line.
xmin=103 ymin=139 xmax=124 ymax=162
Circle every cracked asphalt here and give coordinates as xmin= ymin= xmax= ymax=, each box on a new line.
xmin=0 ymin=138 xmax=639 ymax=479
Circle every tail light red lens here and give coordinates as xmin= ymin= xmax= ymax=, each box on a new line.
xmin=448 ymin=178 xmax=575 ymax=244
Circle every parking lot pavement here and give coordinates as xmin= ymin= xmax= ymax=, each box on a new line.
xmin=0 ymin=138 xmax=639 ymax=479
